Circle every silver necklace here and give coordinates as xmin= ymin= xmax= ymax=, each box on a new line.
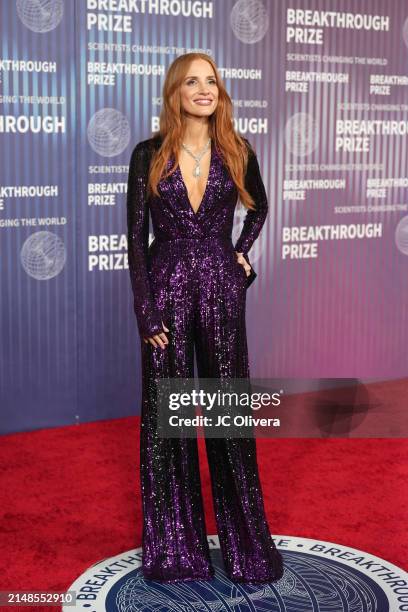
xmin=181 ymin=138 xmax=211 ymax=178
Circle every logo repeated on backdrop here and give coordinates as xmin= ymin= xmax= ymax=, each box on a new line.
xmin=395 ymin=215 xmax=408 ymax=255
xmin=1 ymin=0 xmax=407 ymax=432
xmin=87 ymin=109 xmax=131 ymax=157
xmin=402 ymin=16 xmax=408 ymax=48
xmin=284 ymin=113 xmax=319 ymax=157
xmin=16 ymin=0 xmax=64 ymax=33
xmin=20 ymin=231 xmax=66 ymax=280
xmin=230 ymin=0 xmax=269 ymax=44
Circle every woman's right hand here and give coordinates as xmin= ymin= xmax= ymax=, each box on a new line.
xmin=235 ymin=251 xmax=252 ymax=277
xmin=143 ymin=321 xmax=170 ymax=349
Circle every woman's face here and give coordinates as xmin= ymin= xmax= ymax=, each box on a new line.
xmin=179 ymin=59 xmax=219 ymax=120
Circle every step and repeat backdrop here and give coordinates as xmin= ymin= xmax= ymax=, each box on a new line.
xmin=0 ymin=0 xmax=407 ymax=433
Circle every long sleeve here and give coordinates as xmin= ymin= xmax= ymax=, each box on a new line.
xmin=126 ymin=142 xmax=163 ymax=339
xmin=234 ymin=141 xmax=269 ymax=256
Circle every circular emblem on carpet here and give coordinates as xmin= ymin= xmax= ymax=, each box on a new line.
xmin=64 ymin=535 xmax=408 ymax=611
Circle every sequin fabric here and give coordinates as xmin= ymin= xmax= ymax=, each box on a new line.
xmin=126 ymin=135 xmax=284 ymax=583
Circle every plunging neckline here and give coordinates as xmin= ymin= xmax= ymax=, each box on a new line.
xmin=177 ymin=140 xmax=214 ymax=216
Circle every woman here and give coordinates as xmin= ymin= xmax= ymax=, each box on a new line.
xmin=126 ymin=52 xmax=283 ymax=584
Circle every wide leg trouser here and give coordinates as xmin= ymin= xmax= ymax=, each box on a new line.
xmin=139 ymin=240 xmax=284 ymax=583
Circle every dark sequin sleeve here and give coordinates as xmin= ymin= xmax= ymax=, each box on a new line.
xmin=126 ymin=143 xmax=163 ymax=339
xmin=234 ymin=141 xmax=269 ymax=256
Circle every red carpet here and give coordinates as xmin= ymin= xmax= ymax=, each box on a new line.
xmin=1 ymin=416 xmax=407 ymax=599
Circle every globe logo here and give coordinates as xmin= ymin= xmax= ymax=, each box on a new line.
xmin=64 ymin=536 xmax=407 ymax=611
xmin=21 ymin=231 xmax=66 ymax=280
xmin=16 ymin=0 xmax=64 ymax=33
xmin=395 ymin=215 xmax=408 ymax=255
xmin=87 ymin=108 xmax=131 ymax=157
xmin=285 ymin=112 xmax=319 ymax=157
xmin=114 ymin=551 xmax=386 ymax=612
xmin=403 ymin=17 xmax=408 ymax=48
xmin=230 ymin=0 xmax=269 ymax=44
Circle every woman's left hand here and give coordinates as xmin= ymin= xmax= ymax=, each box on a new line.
xmin=235 ymin=251 xmax=252 ymax=277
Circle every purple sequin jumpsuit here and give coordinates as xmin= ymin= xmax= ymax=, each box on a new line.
xmin=126 ymin=134 xmax=283 ymax=583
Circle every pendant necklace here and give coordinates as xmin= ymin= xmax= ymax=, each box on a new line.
xmin=181 ymin=138 xmax=211 ymax=178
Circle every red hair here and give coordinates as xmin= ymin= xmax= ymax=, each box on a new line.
xmin=147 ymin=52 xmax=256 ymax=211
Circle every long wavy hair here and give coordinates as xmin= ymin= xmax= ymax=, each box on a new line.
xmin=147 ymin=52 xmax=256 ymax=211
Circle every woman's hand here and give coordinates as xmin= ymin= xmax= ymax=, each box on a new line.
xmin=235 ymin=251 xmax=252 ymax=277
xmin=143 ymin=321 xmax=170 ymax=349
